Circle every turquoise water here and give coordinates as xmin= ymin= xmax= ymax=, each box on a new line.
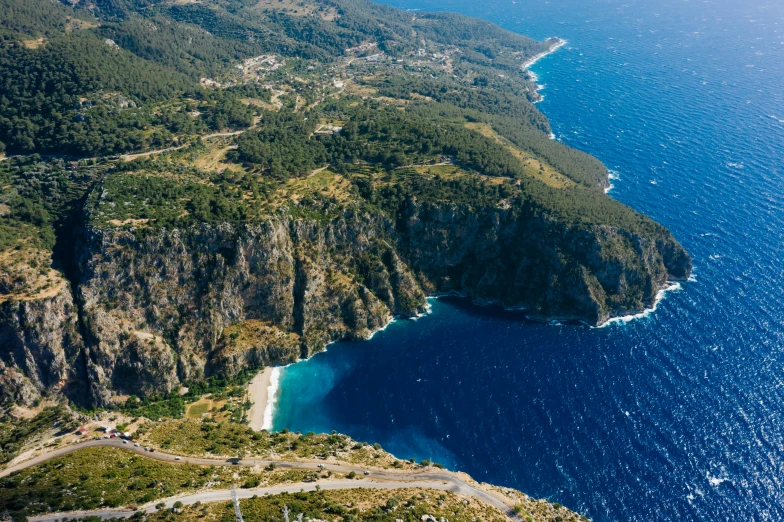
xmin=274 ymin=1 xmax=784 ymax=520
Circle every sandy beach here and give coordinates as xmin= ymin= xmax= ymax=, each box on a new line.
xmin=247 ymin=367 xmax=274 ymax=431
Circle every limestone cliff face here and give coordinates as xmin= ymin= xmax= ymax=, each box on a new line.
xmin=76 ymin=213 xmax=427 ymax=405
xmin=0 ymin=283 xmax=83 ymax=406
xmin=0 ymin=198 xmax=690 ymax=406
xmin=398 ymin=200 xmax=691 ymax=325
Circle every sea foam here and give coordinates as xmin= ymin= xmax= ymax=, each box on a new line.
xmin=597 ymin=282 xmax=683 ymax=328
xmin=261 ymin=367 xmax=282 ymax=431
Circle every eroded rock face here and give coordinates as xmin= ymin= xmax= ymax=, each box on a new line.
xmin=398 ymin=200 xmax=691 ymax=325
xmin=0 ymin=199 xmax=691 ymax=406
xmin=208 ymin=320 xmax=301 ymax=376
xmin=76 ymin=213 xmax=428 ymax=405
xmin=0 ymin=283 xmax=83 ymax=406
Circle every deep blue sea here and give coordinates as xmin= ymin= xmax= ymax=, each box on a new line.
xmin=273 ymin=1 xmax=784 ymax=520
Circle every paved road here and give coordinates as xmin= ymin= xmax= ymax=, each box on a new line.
xmin=28 ymin=480 xmax=482 ymax=522
xmin=5 ymin=440 xmax=520 ymax=522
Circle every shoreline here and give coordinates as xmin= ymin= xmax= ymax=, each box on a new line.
xmin=596 ymin=281 xmax=683 ymax=328
xmin=605 ymin=169 xmax=619 ymax=194
xmin=261 ymin=367 xmax=282 ymax=431
xmin=247 ymin=366 xmax=283 ymax=432
xmin=247 ymin=367 xmax=273 ymax=431
xmin=523 ymin=38 xmax=566 ymax=104
xmin=523 ymin=37 xmax=567 ymax=71
xmin=265 ymin=281 xmax=685 ymax=432
xmin=265 ymin=301 xmax=436 ymax=431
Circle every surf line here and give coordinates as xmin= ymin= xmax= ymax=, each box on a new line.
xmin=523 ymin=37 xmax=567 ymax=102
xmin=261 ymin=366 xmax=283 ymax=431
xmin=523 ymin=37 xmax=567 ymax=71
xmin=596 ymin=281 xmax=683 ymax=328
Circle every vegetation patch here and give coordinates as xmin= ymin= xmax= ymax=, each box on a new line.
xmin=142 ymin=421 xmax=412 ymax=469
xmin=0 ymin=447 xmax=312 ymax=519
xmin=118 ymin=373 xmax=256 ymax=421
xmin=0 ymin=407 xmax=73 ymax=465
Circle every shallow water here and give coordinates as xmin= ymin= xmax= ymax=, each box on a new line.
xmin=274 ymin=1 xmax=784 ymax=520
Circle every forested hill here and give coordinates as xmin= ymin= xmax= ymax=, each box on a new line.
xmin=0 ymin=0 xmax=690 ymax=409
xmin=0 ymin=0 xmax=551 ymax=156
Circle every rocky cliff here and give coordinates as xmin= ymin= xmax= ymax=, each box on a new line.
xmin=75 ymin=212 xmax=426 ymax=406
xmin=398 ymin=200 xmax=691 ymax=324
xmin=0 ymin=283 xmax=83 ymax=405
xmin=0 ymin=189 xmax=690 ymax=407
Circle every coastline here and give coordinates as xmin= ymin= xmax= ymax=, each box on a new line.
xmin=523 ymin=37 xmax=567 ymax=71
xmin=596 ymin=281 xmax=683 ymax=328
xmin=261 ymin=367 xmax=282 ymax=431
xmin=247 ymin=367 xmax=283 ymax=432
xmin=523 ymin=38 xmax=566 ymax=105
xmin=605 ymin=169 xmax=619 ymax=194
xmin=263 ymin=280 xmax=684 ymax=433
xmin=264 ymin=301 xmax=435 ymax=431
xmin=368 ymin=301 xmax=434 ymax=340
xmin=247 ymin=367 xmax=273 ymax=431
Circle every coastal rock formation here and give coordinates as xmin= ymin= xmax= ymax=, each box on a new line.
xmin=75 ymin=214 xmax=427 ymax=405
xmin=0 ymin=194 xmax=690 ymax=406
xmin=209 ymin=321 xmax=301 ymax=376
xmin=61 ymin=196 xmax=687 ymax=404
xmin=399 ymin=200 xmax=691 ymax=324
xmin=0 ymin=282 xmax=83 ymax=406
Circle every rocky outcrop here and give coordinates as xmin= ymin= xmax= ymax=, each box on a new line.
xmin=0 ymin=282 xmax=83 ymax=406
xmin=208 ymin=320 xmax=301 ymax=376
xmin=397 ymin=200 xmax=691 ymax=325
xmin=0 ymin=197 xmax=690 ymax=406
xmin=76 ymin=213 xmax=427 ymax=405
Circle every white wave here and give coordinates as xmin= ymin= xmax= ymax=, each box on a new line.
xmin=707 ymin=473 xmax=730 ymax=487
xmin=524 ymin=38 xmax=566 ymax=103
xmin=522 ymin=38 xmax=567 ymax=70
xmin=413 ymin=298 xmax=434 ymax=319
xmin=368 ymin=315 xmax=397 ymax=340
xmin=261 ymin=367 xmax=282 ymax=431
xmin=597 ymin=282 xmax=683 ymax=328
xmin=368 ymin=298 xmax=435 ymax=339
xmin=605 ymin=170 xmax=619 ymax=193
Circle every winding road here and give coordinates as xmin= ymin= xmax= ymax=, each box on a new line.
xmin=2 ymin=440 xmax=522 ymax=522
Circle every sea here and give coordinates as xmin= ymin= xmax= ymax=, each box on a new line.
xmin=272 ymin=1 xmax=784 ymax=520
